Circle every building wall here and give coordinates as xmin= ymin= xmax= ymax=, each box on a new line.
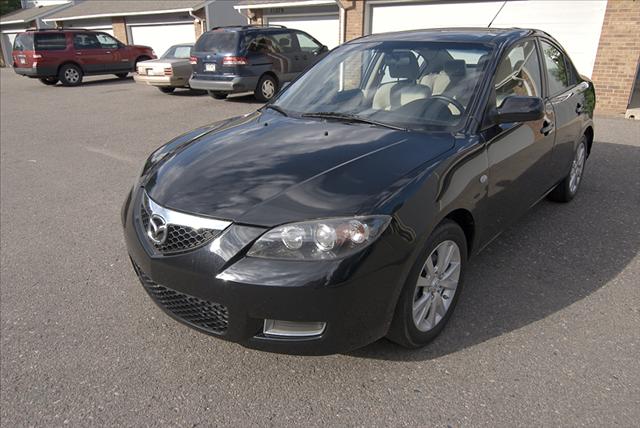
xmin=591 ymin=0 xmax=640 ymax=114
xmin=111 ymin=16 xmax=128 ymax=43
xmin=338 ymin=0 xmax=365 ymax=41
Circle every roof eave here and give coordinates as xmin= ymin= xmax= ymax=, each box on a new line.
xmin=43 ymin=7 xmax=200 ymax=23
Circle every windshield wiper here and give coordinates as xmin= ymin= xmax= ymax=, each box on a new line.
xmin=263 ymin=104 xmax=289 ymax=117
xmin=301 ymin=112 xmax=407 ymax=131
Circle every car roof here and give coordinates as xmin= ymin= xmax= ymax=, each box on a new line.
xmin=350 ymin=27 xmax=551 ymax=46
xmin=206 ymin=25 xmax=290 ymax=34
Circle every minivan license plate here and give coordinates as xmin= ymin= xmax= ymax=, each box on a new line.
xmin=205 ymin=63 xmax=216 ymax=72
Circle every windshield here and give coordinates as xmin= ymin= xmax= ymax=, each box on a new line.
xmin=273 ymin=41 xmax=493 ymax=132
xmin=194 ymin=31 xmax=238 ymax=53
xmin=162 ymin=45 xmax=192 ymax=59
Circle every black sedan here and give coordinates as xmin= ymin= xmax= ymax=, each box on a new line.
xmin=122 ymin=28 xmax=595 ymax=355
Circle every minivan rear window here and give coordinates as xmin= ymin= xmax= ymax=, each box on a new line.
xmin=35 ymin=33 xmax=67 ymax=51
xmin=13 ymin=33 xmax=34 ymax=51
xmin=194 ymin=31 xmax=239 ymax=53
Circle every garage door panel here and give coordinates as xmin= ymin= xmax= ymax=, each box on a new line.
xmin=371 ymin=1 xmax=607 ymax=77
xmin=130 ymin=24 xmax=195 ymax=58
xmin=267 ymin=16 xmax=339 ymax=49
xmin=492 ymin=1 xmax=607 ymax=76
xmin=371 ymin=2 xmax=504 ymax=33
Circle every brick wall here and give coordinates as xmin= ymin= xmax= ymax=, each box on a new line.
xmin=591 ymin=0 xmax=640 ymax=114
xmin=111 ymin=17 xmax=128 ymax=44
xmin=339 ymin=0 xmax=365 ymax=41
xmin=248 ymin=9 xmax=263 ymax=25
xmin=193 ymin=8 xmax=206 ymax=38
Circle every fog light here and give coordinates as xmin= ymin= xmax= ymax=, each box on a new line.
xmin=263 ymin=319 xmax=326 ymax=337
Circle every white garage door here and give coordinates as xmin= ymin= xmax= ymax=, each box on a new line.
xmin=370 ymin=1 xmax=607 ymax=77
xmin=267 ymin=15 xmax=340 ymax=49
xmin=130 ymin=23 xmax=195 ymax=58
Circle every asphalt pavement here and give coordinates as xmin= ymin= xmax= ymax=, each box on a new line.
xmin=1 ymin=68 xmax=639 ymax=426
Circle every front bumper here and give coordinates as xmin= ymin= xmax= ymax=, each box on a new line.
xmin=134 ymin=74 xmax=189 ymax=87
xmin=122 ymin=187 xmax=408 ymax=355
xmin=188 ymin=75 xmax=259 ymax=93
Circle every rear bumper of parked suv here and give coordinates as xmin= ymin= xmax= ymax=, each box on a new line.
xmin=189 ymin=74 xmax=258 ymax=93
xmin=13 ymin=65 xmax=57 ymax=77
xmin=122 ymin=186 xmax=406 ymax=355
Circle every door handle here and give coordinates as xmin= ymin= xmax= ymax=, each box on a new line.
xmin=75 ymin=51 xmax=82 ymax=55
xmin=540 ymin=120 xmax=554 ymax=136
xmin=294 ymin=56 xmax=299 ymax=60
xmin=105 ymin=51 xmax=112 ymax=54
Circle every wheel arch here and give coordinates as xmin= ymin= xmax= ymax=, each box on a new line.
xmin=57 ymin=61 xmax=84 ymax=75
xmin=261 ymin=71 xmax=279 ymax=86
xmin=443 ymin=208 xmax=475 ymax=255
xmin=583 ymin=125 xmax=594 ymax=156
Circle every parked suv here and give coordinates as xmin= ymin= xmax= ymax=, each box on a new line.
xmin=12 ymin=29 xmax=156 ymax=86
xmin=189 ymin=25 xmax=328 ymax=101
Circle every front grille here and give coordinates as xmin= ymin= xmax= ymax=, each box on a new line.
xmin=139 ymin=202 xmax=220 ymax=255
xmin=134 ymin=263 xmax=229 ymax=335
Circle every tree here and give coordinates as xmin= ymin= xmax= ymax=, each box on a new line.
xmin=0 ymin=0 xmax=23 ymax=18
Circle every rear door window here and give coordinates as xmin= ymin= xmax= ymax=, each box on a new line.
xmin=194 ymin=31 xmax=239 ymax=53
xmin=73 ymin=33 xmax=101 ymax=49
xmin=273 ymin=32 xmax=296 ymax=53
xmin=540 ymin=40 xmax=572 ymax=96
xmin=34 ymin=33 xmax=67 ymax=51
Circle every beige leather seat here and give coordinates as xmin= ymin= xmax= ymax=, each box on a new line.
xmin=420 ymin=59 xmax=467 ymax=95
xmin=373 ymin=52 xmax=431 ymax=111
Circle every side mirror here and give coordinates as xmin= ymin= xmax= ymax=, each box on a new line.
xmin=314 ymin=45 xmax=328 ymax=56
xmin=495 ymin=96 xmax=544 ymax=124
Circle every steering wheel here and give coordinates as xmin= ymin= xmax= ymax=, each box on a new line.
xmin=428 ymin=95 xmax=465 ymax=115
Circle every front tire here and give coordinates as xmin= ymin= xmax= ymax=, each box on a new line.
xmin=387 ymin=220 xmax=467 ymax=348
xmin=58 ymin=64 xmax=83 ymax=86
xmin=547 ymin=137 xmax=587 ymax=203
xmin=39 ymin=77 xmax=58 ymax=86
xmin=254 ymin=74 xmax=278 ymax=102
xmin=207 ymin=91 xmax=227 ymax=99
xmin=158 ymin=87 xmax=175 ymax=94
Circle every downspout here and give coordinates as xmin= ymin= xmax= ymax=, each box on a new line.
xmin=189 ymin=9 xmax=203 ymax=35
xmin=204 ymin=1 xmax=211 ymax=31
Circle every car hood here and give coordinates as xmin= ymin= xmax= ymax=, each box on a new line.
xmin=144 ymin=111 xmax=454 ymax=227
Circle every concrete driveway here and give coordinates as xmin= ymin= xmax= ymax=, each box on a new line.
xmin=1 ymin=69 xmax=639 ymax=426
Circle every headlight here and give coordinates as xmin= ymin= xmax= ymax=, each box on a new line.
xmin=247 ymin=216 xmax=391 ymax=260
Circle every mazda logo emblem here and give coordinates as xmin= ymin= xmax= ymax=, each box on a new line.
xmin=147 ymin=214 xmax=168 ymax=245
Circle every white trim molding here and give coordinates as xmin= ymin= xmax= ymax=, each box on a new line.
xmin=234 ymin=0 xmax=336 ymax=10
xmin=43 ymin=8 xmax=197 ymax=23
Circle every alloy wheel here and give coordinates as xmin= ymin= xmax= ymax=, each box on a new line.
xmin=65 ymin=68 xmax=80 ymax=83
xmin=569 ymin=142 xmax=586 ymax=194
xmin=412 ymin=240 xmax=461 ymax=332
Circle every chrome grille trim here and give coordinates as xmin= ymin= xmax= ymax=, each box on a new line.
xmin=143 ymin=191 xmax=231 ymax=231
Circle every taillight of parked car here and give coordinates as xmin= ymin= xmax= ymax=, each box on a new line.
xmin=189 ymin=55 xmax=197 ymax=65
xmin=164 ymin=68 xmax=173 ymax=76
xmin=222 ymin=56 xmax=248 ymax=66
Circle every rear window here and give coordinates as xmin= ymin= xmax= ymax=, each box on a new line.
xmin=35 ymin=33 xmax=67 ymax=51
xmin=13 ymin=33 xmax=34 ymax=51
xmin=163 ymin=45 xmax=192 ymax=59
xmin=194 ymin=31 xmax=239 ymax=53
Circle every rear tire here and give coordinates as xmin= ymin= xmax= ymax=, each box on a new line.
xmin=115 ymin=73 xmax=128 ymax=79
xmin=39 ymin=77 xmax=58 ymax=86
xmin=254 ymin=74 xmax=278 ymax=102
xmin=387 ymin=220 xmax=467 ymax=348
xmin=208 ymin=91 xmax=227 ymax=99
xmin=159 ymin=87 xmax=175 ymax=94
xmin=547 ymin=137 xmax=587 ymax=203
xmin=58 ymin=64 xmax=83 ymax=86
